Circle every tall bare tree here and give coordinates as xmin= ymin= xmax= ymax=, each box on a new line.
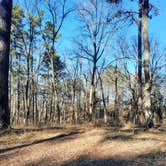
xmin=75 ymin=0 xmax=120 ymax=122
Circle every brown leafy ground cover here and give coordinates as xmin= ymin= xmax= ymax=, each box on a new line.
xmin=0 ymin=126 xmax=166 ymax=166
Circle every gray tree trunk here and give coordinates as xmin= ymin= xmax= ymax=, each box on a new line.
xmin=143 ymin=0 xmax=153 ymax=128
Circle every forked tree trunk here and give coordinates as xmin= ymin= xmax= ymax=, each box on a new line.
xmin=0 ymin=0 xmax=12 ymax=128
xmin=143 ymin=0 xmax=152 ymax=128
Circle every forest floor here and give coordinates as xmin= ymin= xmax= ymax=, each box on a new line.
xmin=0 ymin=125 xmax=166 ymax=166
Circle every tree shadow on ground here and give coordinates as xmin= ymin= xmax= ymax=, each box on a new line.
xmin=102 ymin=134 xmax=134 ymax=142
xmin=61 ymin=152 xmax=166 ymax=166
xmin=26 ymin=150 xmax=166 ymax=166
xmin=0 ymin=130 xmax=83 ymax=153
xmin=101 ymin=127 xmax=166 ymax=143
xmin=0 ymin=126 xmax=66 ymax=137
xmin=101 ymin=132 xmax=166 ymax=143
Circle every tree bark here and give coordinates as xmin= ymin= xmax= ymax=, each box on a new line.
xmin=143 ymin=0 xmax=152 ymax=127
xmin=89 ymin=57 xmax=97 ymax=122
xmin=98 ymin=70 xmax=107 ymax=123
xmin=0 ymin=0 xmax=12 ymax=128
xmin=137 ymin=0 xmax=144 ymax=125
xmin=114 ymin=64 xmax=119 ymax=123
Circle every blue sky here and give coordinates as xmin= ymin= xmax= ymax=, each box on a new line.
xmin=127 ymin=0 xmax=166 ymax=46
xmin=13 ymin=0 xmax=166 ymax=47
xmin=13 ymin=0 xmax=166 ymax=68
xmin=60 ymin=0 xmax=166 ymax=47
xmin=149 ymin=0 xmax=166 ymax=46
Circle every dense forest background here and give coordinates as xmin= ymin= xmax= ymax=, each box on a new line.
xmin=0 ymin=0 xmax=166 ymax=129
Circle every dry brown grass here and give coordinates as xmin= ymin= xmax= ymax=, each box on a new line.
xmin=0 ymin=126 xmax=166 ymax=166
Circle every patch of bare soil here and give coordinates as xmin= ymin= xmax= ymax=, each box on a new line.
xmin=0 ymin=127 xmax=166 ymax=166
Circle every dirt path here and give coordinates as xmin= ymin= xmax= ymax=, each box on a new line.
xmin=0 ymin=127 xmax=166 ymax=166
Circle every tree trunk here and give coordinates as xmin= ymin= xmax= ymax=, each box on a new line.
xmin=0 ymin=0 xmax=12 ymax=128
xmin=89 ymin=84 xmax=94 ymax=122
xmin=114 ymin=64 xmax=119 ymax=123
xmin=98 ymin=70 xmax=107 ymax=123
xmin=32 ymin=78 xmax=35 ymax=125
xmin=89 ymin=61 xmax=96 ymax=122
xmin=9 ymin=45 xmax=12 ymax=125
xmin=25 ymin=68 xmax=30 ymax=125
xmin=71 ymin=82 xmax=77 ymax=124
xmin=35 ymin=83 xmax=38 ymax=126
xmin=17 ymin=53 xmax=21 ymax=125
xmin=137 ymin=0 xmax=144 ymax=125
xmin=143 ymin=0 xmax=152 ymax=128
